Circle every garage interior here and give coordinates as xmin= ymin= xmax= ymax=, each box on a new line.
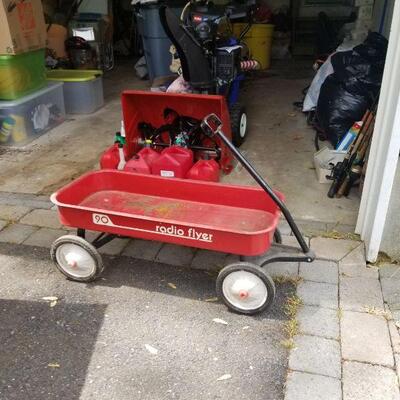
xmin=1 ymin=1 xmax=398 ymax=399
xmin=1 ymin=0 xmax=386 ymax=234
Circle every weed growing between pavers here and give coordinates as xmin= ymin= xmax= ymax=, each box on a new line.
xmin=319 ymin=230 xmax=361 ymax=241
xmin=278 ymin=281 xmax=303 ymax=350
xmin=363 ymin=306 xmax=393 ymax=321
xmin=371 ymin=251 xmax=400 ymax=266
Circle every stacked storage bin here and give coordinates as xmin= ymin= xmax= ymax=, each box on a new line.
xmin=0 ymin=1 xmax=65 ymax=146
xmin=47 ymin=70 xmax=104 ymax=114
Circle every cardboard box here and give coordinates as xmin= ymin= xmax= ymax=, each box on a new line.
xmin=314 ymin=147 xmax=347 ymax=184
xmin=0 ymin=0 xmax=46 ymax=55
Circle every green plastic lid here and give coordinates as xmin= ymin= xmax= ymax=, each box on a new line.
xmin=46 ymin=69 xmax=103 ymax=82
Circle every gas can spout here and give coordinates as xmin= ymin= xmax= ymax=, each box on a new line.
xmin=117 ymin=120 xmax=127 ymax=170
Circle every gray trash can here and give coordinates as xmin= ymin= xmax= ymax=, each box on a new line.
xmin=136 ymin=4 xmax=182 ymax=81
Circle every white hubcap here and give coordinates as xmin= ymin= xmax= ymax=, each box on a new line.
xmin=56 ymin=243 xmax=96 ymax=278
xmin=222 ymin=270 xmax=268 ymax=311
xmin=239 ymin=113 xmax=247 ymax=138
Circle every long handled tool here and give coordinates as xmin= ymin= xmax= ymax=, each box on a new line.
xmin=327 ymin=104 xmax=377 ymax=198
xmin=336 ymin=115 xmax=375 ymax=197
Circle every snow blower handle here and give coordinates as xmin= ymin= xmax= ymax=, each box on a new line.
xmin=201 ymin=114 xmax=223 ymax=138
xmin=201 ymin=114 xmax=313 ymax=258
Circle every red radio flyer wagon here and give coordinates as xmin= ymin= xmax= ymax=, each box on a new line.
xmin=50 ymin=93 xmax=314 ymax=315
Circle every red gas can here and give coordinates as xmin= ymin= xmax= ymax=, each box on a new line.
xmin=186 ymin=159 xmax=220 ymax=182
xmin=124 ymin=148 xmax=160 ymax=174
xmin=139 ymin=147 xmax=160 ymax=166
xmin=151 ymin=146 xmax=193 ymax=178
xmin=100 ymin=144 xmax=129 ymax=170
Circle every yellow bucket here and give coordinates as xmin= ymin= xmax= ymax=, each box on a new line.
xmin=233 ymin=23 xmax=274 ymax=69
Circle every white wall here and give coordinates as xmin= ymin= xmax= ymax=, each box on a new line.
xmin=381 ymin=162 xmax=400 ymax=259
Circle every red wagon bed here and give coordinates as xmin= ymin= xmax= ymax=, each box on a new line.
xmin=51 ymin=170 xmax=283 ymax=257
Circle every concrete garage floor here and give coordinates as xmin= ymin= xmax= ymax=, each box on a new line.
xmin=225 ymin=61 xmax=360 ymax=227
xmin=0 ymin=59 xmax=359 ymax=228
xmin=0 ymin=243 xmax=293 ymax=400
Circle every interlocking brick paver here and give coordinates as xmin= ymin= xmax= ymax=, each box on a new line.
xmin=98 ymin=238 xmax=130 ymax=256
xmin=297 ymin=281 xmax=338 ymax=309
xmin=289 ymin=335 xmax=341 ymax=378
xmin=24 ymin=228 xmax=68 ymax=248
xmin=156 ymin=244 xmax=196 ymax=267
xmin=341 ymin=311 xmax=393 ymax=367
xmin=310 ymin=238 xmax=361 ymax=261
xmin=0 ymin=205 xmax=31 ymax=221
xmin=380 ymin=264 xmax=400 ymax=280
xmin=122 ymin=239 xmax=163 ymax=261
xmin=299 ymin=260 xmax=338 ymax=284
xmin=339 ymin=261 xmax=379 ymax=279
xmin=388 ymin=319 xmax=400 ymax=354
xmin=191 ymin=249 xmax=228 ymax=271
xmin=20 ymin=209 xmax=62 ymax=229
xmin=340 ymin=243 xmax=366 ymax=265
xmin=285 ymin=371 xmax=342 ymax=400
xmin=340 ymin=276 xmax=384 ymax=312
xmin=395 ymin=354 xmax=400 ymax=384
xmin=343 ymin=361 xmax=400 ymax=400
xmin=0 ymin=224 xmax=39 ymax=244
xmin=381 ymin=278 xmax=400 ymax=310
xmin=264 ymin=261 xmax=299 ymax=278
xmin=297 ymin=305 xmax=339 ymax=340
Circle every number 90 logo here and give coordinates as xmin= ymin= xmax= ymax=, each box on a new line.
xmin=93 ymin=213 xmax=113 ymax=226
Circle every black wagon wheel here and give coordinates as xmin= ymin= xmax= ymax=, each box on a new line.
xmin=229 ymin=103 xmax=248 ymax=147
xmin=50 ymin=235 xmax=104 ymax=282
xmin=274 ymin=228 xmax=282 ymax=244
xmin=216 ymin=262 xmax=276 ymax=315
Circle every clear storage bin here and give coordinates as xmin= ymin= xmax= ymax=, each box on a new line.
xmin=0 ymin=83 xmax=65 ymax=147
xmin=46 ymin=69 xmax=104 ymax=114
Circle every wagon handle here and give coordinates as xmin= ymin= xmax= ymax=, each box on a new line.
xmin=201 ymin=114 xmax=311 ymax=255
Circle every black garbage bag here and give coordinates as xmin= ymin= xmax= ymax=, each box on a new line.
xmin=316 ymin=32 xmax=388 ymax=147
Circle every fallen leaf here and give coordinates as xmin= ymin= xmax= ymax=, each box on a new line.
xmin=145 ymin=344 xmax=158 ymax=355
xmin=205 ymin=297 xmax=219 ymax=302
xmin=48 ymin=363 xmax=60 ymax=368
xmin=42 ymin=296 xmax=58 ymax=301
xmin=288 ymin=112 xmax=296 ymax=117
xmin=49 ymin=300 xmax=57 ymax=308
xmin=167 ymin=283 xmax=177 ymax=290
xmin=293 ymin=135 xmax=304 ymax=141
xmin=216 ymin=374 xmax=232 ymax=381
xmin=213 ymin=318 xmax=228 ymax=325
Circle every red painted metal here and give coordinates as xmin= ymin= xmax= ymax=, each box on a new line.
xmin=51 ymin=170 xmax=284 ymax=256
xmin=186 ymin=159 xmax=220 ymax=182
xmin=120 ymin=90 xmax=234 ymax=174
